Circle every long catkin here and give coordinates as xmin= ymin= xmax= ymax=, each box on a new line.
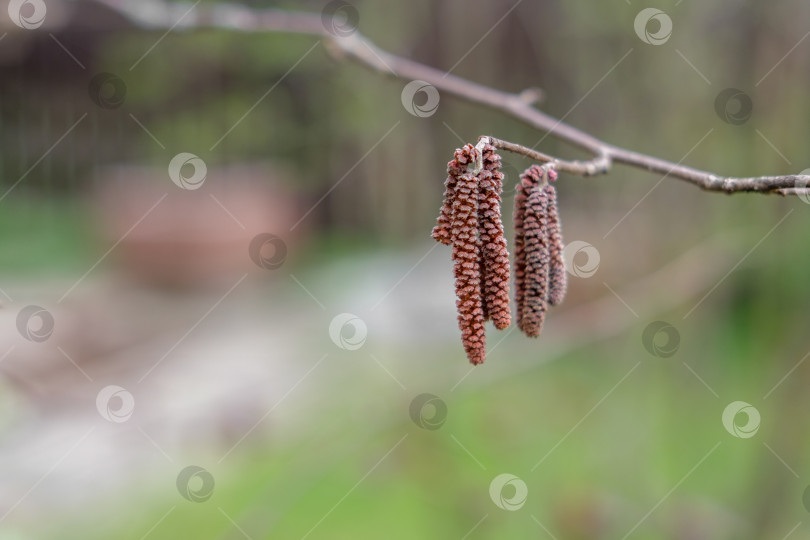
xmin=544 ymin=182 xmax=567 ymax=306
xmin=478 ymin=144 xmax=511 ymax=330
xmin=451 ymin=170 xmax=486 ymax=364
xmin=520 ymin=186 xmax=551 ymax=337
xmin=514 ymin=165 xmax=543 ymax=330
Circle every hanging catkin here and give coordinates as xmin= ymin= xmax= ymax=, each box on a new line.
xmin=544 ymin=179 xmax=567 ymax=307
xmin=514 ymin=165 xmax=544 ymax=327
xmin=451 ymin=169 xmax=486 ymax=365
xmin=431 ymin=143 xmax=516 ymax=364
xmin=520 ymin=184 xmax=552 ymax=337
xmin=431 ymin=144 xmax=487 ymax=364
xmin=514 ymin=165 xmax=567 ymax=337
xmin=477 ymin=144 xmax=511 ymax=330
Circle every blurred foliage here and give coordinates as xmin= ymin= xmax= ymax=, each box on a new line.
xmin=36 ymin=322 xmax=810 ymax=539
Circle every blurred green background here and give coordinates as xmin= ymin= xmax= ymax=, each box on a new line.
xmin=2 ymin=0 xmax=810 ymax=539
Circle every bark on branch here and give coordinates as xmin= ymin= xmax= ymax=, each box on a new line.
xmin=92 ymin=0 xmax=810 ymax=195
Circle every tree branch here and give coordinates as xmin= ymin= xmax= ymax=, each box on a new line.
xmin=91 ymin=0 xmax=810 ymax=195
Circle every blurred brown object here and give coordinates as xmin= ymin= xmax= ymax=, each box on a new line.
xmin=95 ymin=163 xmax=300 ymax=289
xmin=554 ymin=493 xmax=611 ymax=540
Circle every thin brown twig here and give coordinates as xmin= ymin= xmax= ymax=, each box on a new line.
xmin=92 ymin=0 xmax=810 ymax=195
xmin=482 ymin=136 xmax=610 ymax=176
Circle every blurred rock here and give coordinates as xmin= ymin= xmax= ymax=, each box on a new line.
xmin=95 ymin=164 xmax=300 ymax=289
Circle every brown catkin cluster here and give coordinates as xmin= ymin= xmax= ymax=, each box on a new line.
xmin=431 ymin=143 xmax=511 ymax=365
xmin=433 ymin=142 xmax=567 ymax=363
xmin=513 ymin=165 xmax=566 ymax=337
